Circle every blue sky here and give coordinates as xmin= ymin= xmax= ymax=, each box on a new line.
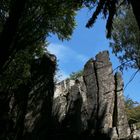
xmin=48 ymin=8 xmax=140 ymax=102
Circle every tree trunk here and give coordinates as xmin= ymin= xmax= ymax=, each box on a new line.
xmin=130 ymin=0 xmax=140 ymax=30
xmin=0 ymin=0 xmax=26 ymax=70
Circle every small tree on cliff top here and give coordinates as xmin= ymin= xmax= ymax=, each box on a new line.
xmin=69 ymin=70 xmax=83 ymax=80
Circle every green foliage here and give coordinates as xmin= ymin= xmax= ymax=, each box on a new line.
xmin=125 ymin=96 xmax=140 ymax=125
xmin=125 ymin=96 xmax=139 ymax=109
xmin=110 ymin=6 xmax=140 ymax=70
xmin=126 ymin=105 xmax=140 ymax=125
xmin=0 ymin=46 xmax=43 ymax=91
xmin=84 ymin=0 xmax=132 ymax=38
xmin=0 ymin=0 xmax=82 ymax=69
xmin=0 ymin=0 xmax=82 ymax=97
xmin=69 ymin=70 xmax=83 ymax=80
xmin=84 ymin=0 xmax=140 ymax=38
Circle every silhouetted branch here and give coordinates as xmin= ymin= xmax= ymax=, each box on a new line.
xmin=124 ymin=69 xmax=140 ymax=90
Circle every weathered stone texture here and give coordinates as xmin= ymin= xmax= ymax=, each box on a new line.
xmin=95 ymin=51 xmax=115 ymax=131
xmin=114 ymin=72 xmax=131 ymax=138
xmin=53 ymin=51 xmax=131 ymax=139
xmin=83 ymin=58 xmax=98 ymax=132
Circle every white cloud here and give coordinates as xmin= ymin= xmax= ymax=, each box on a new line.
xmin=48 ymin=43 xmax=88 ymax=63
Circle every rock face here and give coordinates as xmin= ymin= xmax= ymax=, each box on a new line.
xmin=52 ymin=51 xmax=131 ymax=139
xmin=7 ymin=53 xmax=56 ymax=140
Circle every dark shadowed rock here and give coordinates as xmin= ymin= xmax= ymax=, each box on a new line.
xmin=8 ymin=53 xmax=56 ymax=140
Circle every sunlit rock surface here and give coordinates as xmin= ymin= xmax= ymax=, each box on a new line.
xmin=52 ymin=51 xmax=131 ymax=140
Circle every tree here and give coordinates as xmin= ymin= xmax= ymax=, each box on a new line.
xmin=1 ymin=0 xmax=140 ymax=71
xmin=84 ymin=0 xmax=140 ymax=38
xmin=125 ymin=96 xmax=140 ymax=126
xmin=69 ymin=70 xmax=83 ymax=80
xmin=109 ymin=6 xmax=140 ymax=71
xmin=0 ymin=0 xmax=81 ymax=70
xmin=125 ymin=96 xmax=139 ymax=109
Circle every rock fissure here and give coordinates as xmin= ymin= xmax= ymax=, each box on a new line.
xmin=93 ymin=60 xmax=100 ymax=130
xmin=113 ymin=75 xmax=119 ymax=137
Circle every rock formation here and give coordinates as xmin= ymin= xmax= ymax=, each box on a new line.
xmin=52 ymin=51 xmax=131 ymax=139
xmin=8 ymin=53 xmax=56 ymax=140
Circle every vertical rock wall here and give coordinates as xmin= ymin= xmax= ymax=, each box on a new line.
xmin=114 ymin=73 xmax=131 ymax=138
xmin=52 ymin=51 xmax=131 ymax=139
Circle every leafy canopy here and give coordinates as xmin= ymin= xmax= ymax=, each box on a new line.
xmin=110 ymin=6 xmax=140 ymax=71
xmin=0 ymin=0 xmax=82 ymax=69
xmin=125 ymin=96 xmax=140 ymax=126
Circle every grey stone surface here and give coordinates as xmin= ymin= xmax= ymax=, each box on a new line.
xmin=114 ymin=72 xmax=131 ymax=138
xmin=52 ymin=51 xmax=131 ymax=139
xmin=132 ymin=129 xmax=140 ymax=139
xmin=83 ymin=58 xmax=98 ymax=132
xmin=95 ymin=51 xmax=115 ymax=131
